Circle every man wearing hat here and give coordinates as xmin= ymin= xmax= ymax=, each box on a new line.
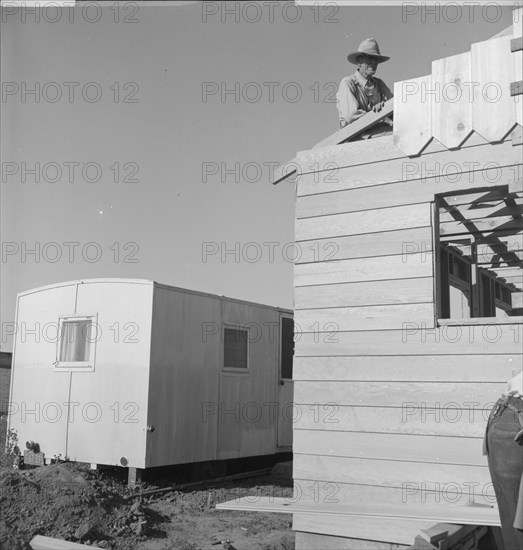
xmin=336 ymin=38 xmax=393 ymax=129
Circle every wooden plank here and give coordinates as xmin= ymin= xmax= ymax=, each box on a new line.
xmin=295 ymin=253 xmax=433 ymax=287
xmin=295 ymin=278 xmax=434 ymax=309
xmin=393 ymin=75 xmax=433 ymax=156
xmin=296 ymin=203 xmax=431 ymax=241
xmin=432 ymin=52 xmax=473 ymax=149
xmin=438 ymin=200 xmax=523 ymax=223
xmin=297 ymin=137 xmax=518 ymax=197
xmin=296 ymin=167 xmax=520 ymax=218
xmin=439 ymin=215 xmax=522 ymax=236
xmin=294 ymin=326 xmax=523 ymax=356
xmin=293 ymin=455 xmax=494 ymax=495
xmin=443 ymin=187 xmax=521 ymax=207
xmin=294 ymin=431 xmax=488 ymax=466
xmin=295 ymin=405 xmax=493 ymax=437
xmin=471 ymin=36 xmax=516 ymax=142
xmin=30 ymin=535 xmax=101 ymax=550
xmin=295 ymin=303 xmax=435 ymax=332
xmin=216 ymin=496 xmax=500 ymax=526
xmin=296 ymin=227 xmax=433 ymax=264
xmin=293 ymin=355 xmax=521 ymax=382
xmin=294 ymin=381 xmax=505 ymax=409
xmin=292 ymin=480 xmax=497 ymax=511
xmin=313 ymin=99 xmax=394 ymax=149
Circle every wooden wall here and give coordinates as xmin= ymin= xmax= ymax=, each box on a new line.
xmin=292 ymin=132 xmax=522 ymax=548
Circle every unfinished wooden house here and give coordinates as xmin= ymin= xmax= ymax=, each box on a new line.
xmin=7 ymin=278 xmax=293 ymax=482
xmin=219 ymin=8 xmax=523 ymax=549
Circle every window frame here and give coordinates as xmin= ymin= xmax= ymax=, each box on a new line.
xmin=54 ymin=313 xmax=98 ymax=372
xmin=434 ymin=187 xmax=522 ymax=326
xmin=221 ymin=324 xmax=250 ymax=374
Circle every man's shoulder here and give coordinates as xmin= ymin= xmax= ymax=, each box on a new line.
xmin=339 ymin=74 xmax=359 ymax=90
xmin=340 ymin=74 xmax=356 ymax=84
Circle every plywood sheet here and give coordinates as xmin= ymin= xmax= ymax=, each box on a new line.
xmin=432 ymin=52 xmax=473 ymax=148
xmin=471 ymin=36 xmax=516 ymax=141
xmin=393 ymin=75 xmax=433 ymax=156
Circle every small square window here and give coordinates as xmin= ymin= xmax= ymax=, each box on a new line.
xmin=56 ymin=316 xmax=96 ymax=371
xmin=223 ymin=328 xmax=248 ymax=370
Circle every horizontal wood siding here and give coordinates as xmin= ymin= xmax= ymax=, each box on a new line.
xmin=293 ymin=135 xmax=522 ymax=545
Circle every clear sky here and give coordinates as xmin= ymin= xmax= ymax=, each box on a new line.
xmin=0 ymin=0 xmax=513 ymax=351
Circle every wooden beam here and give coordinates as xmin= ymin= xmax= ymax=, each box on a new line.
xmin=272 ymin=100 xmax=395 ymax=184
xmin=313 ymin=99 xmax=394 ymax=149
xmin=271 ymin=157 xmax=300 ymax=185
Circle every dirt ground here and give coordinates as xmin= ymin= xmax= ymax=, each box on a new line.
xmin=0 ymin=417 xmax=294 ymax=550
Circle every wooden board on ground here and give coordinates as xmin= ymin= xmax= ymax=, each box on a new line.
xmin=30 ymin=535 xmax=101 ymax=549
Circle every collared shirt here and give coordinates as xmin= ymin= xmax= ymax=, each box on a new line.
xmin=504 ymin=370 xmax=523 ymax=399
xmin=336 ymin=71 xmax=393 ymax=128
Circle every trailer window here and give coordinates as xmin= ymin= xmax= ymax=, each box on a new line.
xmin=56 ymin=316 xmax=96 ymax=370
xmin=223 ymin=328 xmax=248 ymax=370
xmin=436 ymin=186 xmax=522 ymax=321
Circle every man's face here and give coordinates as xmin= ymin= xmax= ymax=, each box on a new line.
xmin=357 ymin=55 xmax=379 ymax=78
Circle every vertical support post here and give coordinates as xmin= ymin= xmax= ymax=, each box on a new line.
xmin=128 ymin=467 xmax=143 ymax=487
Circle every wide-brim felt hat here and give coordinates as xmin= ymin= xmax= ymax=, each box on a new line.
xmin=347 ymin=38 xmax=390 ymax=64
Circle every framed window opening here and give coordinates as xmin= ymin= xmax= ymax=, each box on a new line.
xmin=435 ymin=186 xmax=523 ymax=324
xmin=222 ymin=325 xmax=249 ymax=373
xmin=55 ymin=315 xmax=98 ymax=371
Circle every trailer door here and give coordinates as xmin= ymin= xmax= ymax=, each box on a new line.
xmin=277 ymin=315 xmax=294 ymax=448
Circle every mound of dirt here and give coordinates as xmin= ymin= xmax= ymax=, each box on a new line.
xmin=0 ymin=463 xmax=151 ymax=549
xmin=0 ymin=462 xmax=295 ymax=550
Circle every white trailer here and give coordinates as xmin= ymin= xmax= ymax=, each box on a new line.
xmin=7 ymin=279 xmax=293 ymax=482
